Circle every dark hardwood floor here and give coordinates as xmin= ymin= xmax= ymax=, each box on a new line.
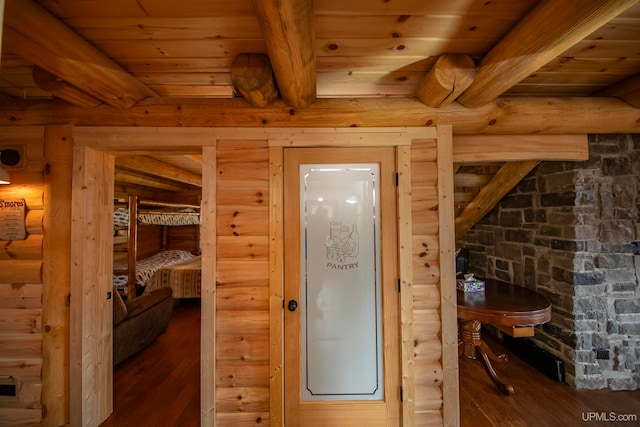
xmin=100 ymin=299 xmax=201 ymax=427
xmin=460 ymin=332 xmax=640 ymax=427
xmin=101 ymin=302 xmax=639 ymax=427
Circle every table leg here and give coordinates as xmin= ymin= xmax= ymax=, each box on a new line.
xmin=458 ymin=319 xmax=515 ymax=395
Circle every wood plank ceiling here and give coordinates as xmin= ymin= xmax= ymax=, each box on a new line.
xmin=1 ymin=0 xmax=640 ymax=232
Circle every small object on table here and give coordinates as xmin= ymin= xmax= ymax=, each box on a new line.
xmin=456 ymin=273 xmax=485 ymax=292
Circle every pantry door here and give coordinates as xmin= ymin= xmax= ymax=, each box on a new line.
xmin=283 ymin=147 xmax=400 ymax=427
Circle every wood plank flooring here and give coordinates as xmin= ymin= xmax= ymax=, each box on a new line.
xmin=100 ymin=299 xmax=201 ymax=427
xmin=459 ymin=333 xmax=640 ymax=427
xmin=100 ymin=302 xmax=639 ymax=427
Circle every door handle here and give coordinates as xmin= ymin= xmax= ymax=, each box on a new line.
xmin=287 ymin=299 xmax=298 ymax=312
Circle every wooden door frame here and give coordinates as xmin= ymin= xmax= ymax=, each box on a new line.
xmin=69 ymin=145 xmax=115 ymax=426
xmin=281 ymin=146 xmax=401 ymax=426
xmin=266 ymin=126 xmax=455 ymax=427
xmin=69 ymin=128 xmax=219 ymax=426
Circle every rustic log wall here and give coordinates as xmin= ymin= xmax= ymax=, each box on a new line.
xmin=0 ymin=127 xmax=46 ymax=426
xmin=216 ymin=140 xmax=270 ymax=426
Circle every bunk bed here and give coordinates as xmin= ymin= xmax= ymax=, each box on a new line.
xmin=145 ymin=254 xmax=201 ymax=298
xmin=113 ymin=195 xmax=201 ymax=300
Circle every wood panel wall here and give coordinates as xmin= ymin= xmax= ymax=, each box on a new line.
xmin=166 ymin=225 xmax=199 ymax=253
xmin=0 ymin=126 xmax=454 ymax=427
xmin=135 ymin=225 xmax=163 ymax=259
xmin=113 ymin=223 xmax=199 ymax=264
xmin=216 ymin=139 xmax=271 ymax=426
xmin=0 ymin=127 xmax=45 ymax=426
xmin=411 ymin=139 xmax=445 ymax=426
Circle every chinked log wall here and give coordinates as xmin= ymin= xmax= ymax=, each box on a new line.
xmin=0 ymin=126 xmax=72 ymax=427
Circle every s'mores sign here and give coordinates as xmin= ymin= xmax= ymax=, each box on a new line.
xmin=0 ymin=198 xmax=27 ymax=241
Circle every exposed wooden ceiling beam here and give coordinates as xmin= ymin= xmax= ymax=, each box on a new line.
xmin=114 ymin=186 xmax=200 ymax=206
xmin=597 ymin=73 xmax=640 ymax=108
xmin=2 ymin=97 xmax=639 ymax=134
xmin=455 ymin=160 xmax=540 ymax=240
xmin=114 ymin=169 xmax=186 ymax=192
xmin=3 ymin=0 xmax=155 ymax=109
xmin=457 ymin=0 xmax=638 ymax=108
xmin=416 ymin=54 xmax=475 ymax=109
xmin=253 ymin=0 xmax=316 ymax=109
xmin=32 ymin=66 xmax=101 ymax=109
xmin=231 ymin=53 xmax=279 ymax=108
xmin=116 ymin=155 xmax=202 ymax=187
xmin=453 ymin=134 xmax=588 ymax=162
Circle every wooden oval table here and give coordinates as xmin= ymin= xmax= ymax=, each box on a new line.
xmin=457 ymin=278 xmax=551 ymax=395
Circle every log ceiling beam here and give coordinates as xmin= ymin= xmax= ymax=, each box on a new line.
xmin=253 ymin=0 xmax=316 ymax=109
xmin=3 ymin=0 xmax=155 ymax=109
xmin=1 ymin=97 xmax=639 ymax=134
xmin=416 ymin=54 xmax=475 ymax=109
xmin=231 ymin=53 xmax=280 ymax=108
xmin=114 ymin=185 xmax=200 ymax=206
xmin=32 ymin=66 xmax=102 ymax=109
xmin=453 ymin=134 xmax=588 ymax=162
xmin=457 ymin=0 xmax=638 ymax=108
xmin=115 ymin=155 xmax=202 ymax=187
xmin=114 ymin=169 xmax=187 ymax=192
xmin=454 ymin=160 xmax=541 ymax=241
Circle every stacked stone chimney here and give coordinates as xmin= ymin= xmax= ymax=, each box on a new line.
xmin=462 ymin=134 xmax=640 ymax=390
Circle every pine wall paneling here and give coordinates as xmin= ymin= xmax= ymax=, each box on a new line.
xmin=216 ymin=139 xmax=271 ymax=426
xmin=8 ymin=126 xmax=454 ymax=427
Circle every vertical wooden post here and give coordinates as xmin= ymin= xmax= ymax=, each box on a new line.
xmin=42 ymin=125 xmax=73 ymax=426
xmin=200 ymin=145 xmax=217 ymax=425
xmin=127 ymin=195 xmax=138 ymax=299
xmin=397 ymin=145 xmax=415 ymax=426
xmin=436 ymin=125 xmax=460 ymax=426
xmin=269 ymin=146 xmax=284 ymax=426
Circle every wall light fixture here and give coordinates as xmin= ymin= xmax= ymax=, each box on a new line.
xmin=0 ymin=149 xmax=22 ymax=185
xmin=0 ymin=166 xmax=9 ymax=184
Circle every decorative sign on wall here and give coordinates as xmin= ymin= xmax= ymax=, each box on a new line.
xmin=0 ymin=198 xmax=27 ymax=240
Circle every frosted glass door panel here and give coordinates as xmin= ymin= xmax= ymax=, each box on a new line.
xmin=300 ymin=164 xmax=383 ymax=401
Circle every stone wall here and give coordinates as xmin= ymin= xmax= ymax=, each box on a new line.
xmin=461 ymin=134 xmax=640 ymax=390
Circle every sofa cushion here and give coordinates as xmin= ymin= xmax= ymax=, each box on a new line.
xmin=126 ymin=287 xmax=173 ymax=318
xmin=113 ymin=288 xmax=174 ymax=366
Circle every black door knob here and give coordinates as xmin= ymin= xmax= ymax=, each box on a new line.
xmin=287 ymin=299 xmax=298 ymax=312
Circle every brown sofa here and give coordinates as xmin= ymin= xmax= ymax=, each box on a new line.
xmin=113 ymin=286 xmax=174 ymax=366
